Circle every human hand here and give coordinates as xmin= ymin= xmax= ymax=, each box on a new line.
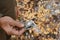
xmin=0 ymin=16 xmax=25 ymax=36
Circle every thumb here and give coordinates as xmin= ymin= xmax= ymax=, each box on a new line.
xmin=13 ymin=21 xmax=24 ymax=28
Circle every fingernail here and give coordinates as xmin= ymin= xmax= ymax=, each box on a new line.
xmin=21 ymin=24 xmax=24 ymax=27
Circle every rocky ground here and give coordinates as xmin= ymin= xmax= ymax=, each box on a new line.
xmin=10 ymin=0 xmax=60 ymax=40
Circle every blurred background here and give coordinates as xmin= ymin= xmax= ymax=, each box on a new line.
xmin=11 ymin=0 xmax=60 ymax=40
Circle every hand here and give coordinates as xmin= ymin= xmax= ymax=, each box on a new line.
xmin=0 ymin=16 xmax=25 ymax=36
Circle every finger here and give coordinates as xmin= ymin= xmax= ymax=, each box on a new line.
xmin=13 ymin=21 xmax=24 ymax=28
xmin=11 ymin=28 xmax=25 ymax=36
xmin=11 ymin=29 xmax=19 ymax=36
xmin=18 ymin=28 xmax=25 ymax=36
